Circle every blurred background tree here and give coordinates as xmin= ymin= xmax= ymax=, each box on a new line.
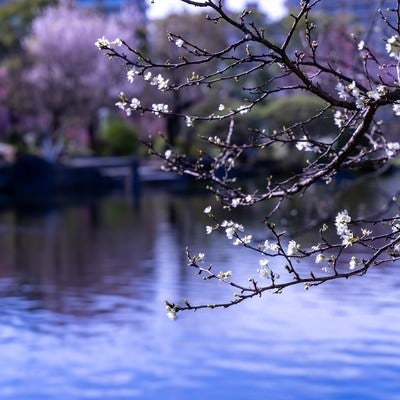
xmin=22 ymin=2 xmax=143 ymax=152
xmin=0 ymin=0 xmax=145 ymax=156
xmin=0 ymin=0 xmax=58 ymax=60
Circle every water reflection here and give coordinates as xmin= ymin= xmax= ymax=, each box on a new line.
xmin=0 ymin=183 xmax=399 ymax=399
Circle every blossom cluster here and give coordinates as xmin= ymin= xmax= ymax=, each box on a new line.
xmin=335 ymin=81 xmax=387 ymax=110
xmin=286 ymin=240 xmax=299 ymax=256
xmin=151 ymin=103 xmax=169 ymax=116
xmin=386 ymin=142 xmax=400 ymax=158
xmin=150 ymin=74 xmax=169 ymax=91
xmin=386 ymin=35 xmax=400 ymax=60
xmin=349 ymin=256 xmax=361 ymax=270
xmin=335 ymin=210 xmax=354 ymax=247
xmin=259 ymin=240 xmax=279 ymax=253
xmin=296 ymin=136 xmax=320 ymax=153
xmin=334 ymin=110 xmax=346 ymax=129
xmin=231 ymin=195 xmax=254 ymax=208
xmin=257 ymin=259 xmax=272 ymax=279
xmin=391 ymin=215 xmax=400 ymax=233
xmin=115 ymin=92 xmax=142 ymax=116
xmin=127 ymin=68 xmax=139 ymax=83
xmin=165 ymin=304 xmax=177 ymax=320
xmin=95 ymin=36 xmax=123 ymax=49
xmin=217 ymin=270 xmax=232 ymax=280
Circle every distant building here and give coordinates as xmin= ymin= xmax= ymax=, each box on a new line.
xmin=286 ymin=0 xmax=395 ymax=25
xmin=78 ymin=0 xmax=147 ymax=15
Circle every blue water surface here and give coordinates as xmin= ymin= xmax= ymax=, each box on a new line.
xmin=0 ymin=190 xmax=399 ymax=400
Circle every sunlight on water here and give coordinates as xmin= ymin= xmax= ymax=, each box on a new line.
xmin=0 ymin=189 xmax=399 ymax=399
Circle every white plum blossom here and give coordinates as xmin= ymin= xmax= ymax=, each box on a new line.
xmin=296 ymin=136 xmax=320 ymax=153
xmin=95 ymin=36 xmax=122 ymax=48
xmin=386 ymin=142 xmax=400 ymax=158
xmin=144 ymin=72 xmax=152 ymax=81
xmin=95 ymin=36 xmax=110 ymax=49
xmin=348 ymin=80 xmax=358 ymax=94
xmin=111 ymin=38 xmax=123 ymax=47
xmin=366 ymin=85 xmax=387 ymax=101
xmin=393 ymin=103 xmax=400 ymax=116
xmin=341 ymin=233 xmax=355 ymax=247
xmin=217 ymin=271 xmax=232 ymax=280
xmin=175 ymin=38 xmax=184 ymax=47
xmin=335 ymin=209 xmax=351 ymax=233
xmin=260 ymin=240 xmax=279 ymax=252
xmin=258 ymin=266 xmax=272 ymax=279
xmin=206 ymin=225 xmax=213 ymax=234
xmin=386 ymin=35 xmax=400 ymax=59
xmin=218 ymin=104 xmax=225 ymax=111
xmin=357 ymin=40 xmax=365 ymax=51
xmin=257 ymin=259 xmax=271 ymax=278
xmin=115 ymin=94 xmax=137 ymax=116
xmin=151 ymin=74 xmax=169 ymax=91
xmin=233 ymin=235 xmax=255 ymax=246
xmin=130 ymin=98 xmax=141 ymax=110
xmin=242 ymin=235 xmax=252 ymax=244
xmin=270 ymin=243 xmax=279 ymax=252
xmin=221 ymin=220 xmax=244 ymax=230
xmin=236 ymin=105 xmax=249 ymax=114
xmin=367 ymin=90 xmax=382 ymax=101
xmin=226 ymin=157 xmax=235 ymax=169
xmin=203 ymin=205 xmax=212 ymax=214
xmin=347 ymin=81 xmax=365 ymax=109
xmin=335 ymin=209 xmax=354 ymax=246
xmin=335 ymin=82 xmax=348 ymax=100
xmin=361 ymin=228 xmax=372 ymax=237
xmin=208 ymin=136 xmax=222 ymax=144
xmin=220 ymin=220 xmax=244 ymax=240
xmin=225 ymin=226 xmax=235 ymax=239
xmin=197 ymin=253 xmax=205 ymax=262
xmin=259 ymin=258 xmax=269 ymax=267
xmin=315 ymin=253 xmax=325 ymax=264
xmin=386 ymin=35 xmax=396 ymax=53
xmin=334 ymin=110 xmax=345 ymax=128
xmin=115 ymin=100 xmax=127 ymax=111
xmin=167 ymin=310 xmax=177 ymax=320
xmin=349 ymin=256 xmax=360 ymax=270
xmin=231 ymin=198 xmax=241 ymax=208
xmin=185 ymin=116 xmax=194 ymax=127
xmin=287 ymin=240 xmax=300 ymax=256
xmin=376 ymin=85 xmax=387 ymax=96
xmin=391 ymin=215 xmax=400 ymax=233
xmin=165 ymin=305 xmax=177 ymax=320
xmin=164 ymin=149 xmax=172 ymax=159
xmin=151 ymin=103 xmax=169 ymax=116
xmin=127 ymin=68 xmax=138 ymax=83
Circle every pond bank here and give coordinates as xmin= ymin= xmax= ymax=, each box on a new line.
xmin=0 ymin=155 xmax=189 ymax=198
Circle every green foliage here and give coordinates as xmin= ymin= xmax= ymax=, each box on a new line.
xmin=100 ymin=118 xmax=140 ymax=156
xmin=190 ymin=94 xmax=334 ymax=143
xmin=250 ymin=94 xmax=334 ymax=136
xmin=0 ymin=0 xmax=57 ymax=59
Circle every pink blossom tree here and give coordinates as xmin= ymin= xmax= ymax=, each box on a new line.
xmin=23 ymin=2 xmax=144 ymax=151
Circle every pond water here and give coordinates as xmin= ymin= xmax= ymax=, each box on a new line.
xmin=0 ymin=185 xmax=399 ymax=400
